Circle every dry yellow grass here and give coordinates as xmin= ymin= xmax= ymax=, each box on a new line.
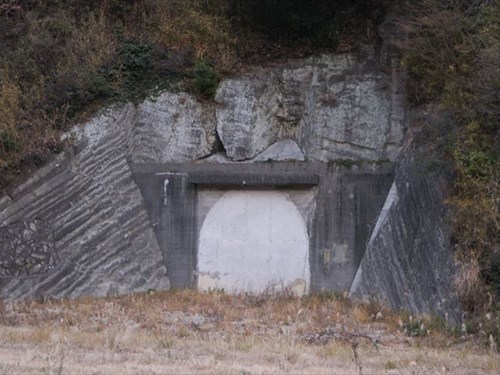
xmin=0 ymin=290 xmax=498 ymax=374
xmin=155 ymin=0 xmax=237 ymax=68
xmin=0 ymin=74 xmax=21 ymax=158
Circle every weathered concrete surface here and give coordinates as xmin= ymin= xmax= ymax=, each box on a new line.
xmin=197 ymin=190 xmax=310 ymax=295
xmin=0 ymin=220 xmax=58 ymax=277
xmin=0 ymin=105 xmax=169 ymax=299
xmin=196 ymin=186 xmax=317 ymax=296
xmin=132 ymin=162 xmax=394 ymax=292
xmin=215 ymin=53 xmax=405 ymax=162
xmin=349 ymin=143 xmax=462 ymax=323
xmin=345 ymin=11 xmax=460 ymax=320
xmin=130 ymin=92 xmax=217 ymax=163
xmin=0 ymin=37 xmax=462 ymax=326
xmin=0 ymin=41 xmax=459 ymax=324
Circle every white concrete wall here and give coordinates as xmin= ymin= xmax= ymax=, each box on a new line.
xmin=197 ymin=190 xmax=310 ymax=295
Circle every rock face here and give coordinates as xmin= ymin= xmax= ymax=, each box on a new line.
xmin=130 ymin=92 xmax=217 ymax=163
xmin=0 ymin=105 xmax=169 ymax=299
xmin=216 ymin=73 xmax=281 ymax=160
xmin=215 ymin=53 xmax=405 ymax=162
xmin=252 ymin=139 xmax=305 ymax=162
xmin=349 ymin=143 xmax=462 ymax=323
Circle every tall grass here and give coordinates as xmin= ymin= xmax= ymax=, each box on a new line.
xmin=0 ymin=73 xmax=21 ymax=162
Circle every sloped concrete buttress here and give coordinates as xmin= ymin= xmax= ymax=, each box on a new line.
xmin=349 ymin=146 xmax=462 ymax=323
xmin=0 ymin=105 xmax=169 ymax=299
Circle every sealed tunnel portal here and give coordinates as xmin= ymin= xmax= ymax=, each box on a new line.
xmin=197 ymin=190 xmax=310 ymax=294
xmin=132 ymin=162 xmax=395 ymax=293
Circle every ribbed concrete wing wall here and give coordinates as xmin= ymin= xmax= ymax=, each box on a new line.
xmin=0 ymin=105 xmax=169 ymax=299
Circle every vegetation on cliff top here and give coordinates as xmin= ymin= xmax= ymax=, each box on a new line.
xmin=0 ymin=0 xmax=388 ymax=190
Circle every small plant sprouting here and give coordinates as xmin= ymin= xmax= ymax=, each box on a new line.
xmin=193 ymin=60 xmax=219 ymax=99
xmin=329 ymin=159 xmax=359 ymax=168
xmin=400 ymin=316 xmax=429 ymax=337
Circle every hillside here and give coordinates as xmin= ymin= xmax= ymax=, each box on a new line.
xmin=0 ymin=0 xmax=498 ymax=347
xmin=0 ymin=0 xmax=388 ymax=190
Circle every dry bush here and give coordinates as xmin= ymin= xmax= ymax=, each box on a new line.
xmin=0 ymin=74 xmax=20 ymax=158
xmin=351 ymin=300 xmax=385 ymax=323
xmin=0 ymin=3 xmax=143 ymax=189
xmin=64 ymin=12 xmax=114 ymax=70
xmin=454 ymin=256 xmax=492 ymax=313
xmin=154 ymin=0 xmax=237 ymax=69
xmin=0 ymin=296 xmax=5 ymax=321
xmin=398 ymin=2 xmax=472 ymax=106
xmin=8 ymin=289 xmax=490 ymax=358
xmin=0 ymin=0 xmax=39 ymax=18
xmin=453 ymin=256 xmax=500 ymax=348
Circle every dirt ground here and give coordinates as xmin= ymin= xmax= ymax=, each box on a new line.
xmin=0 ymin=291 xmax=497 ymax=374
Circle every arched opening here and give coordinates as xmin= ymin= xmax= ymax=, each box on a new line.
xmin=197 ymin=190 xmax=310 ymax=295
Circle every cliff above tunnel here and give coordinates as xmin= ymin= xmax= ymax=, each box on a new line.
xmin=0 ymin=48 xmax=461 ymax=322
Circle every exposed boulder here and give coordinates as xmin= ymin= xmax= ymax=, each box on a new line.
xmin=252 ymin=139 xmax=305 ymax=162
xmin=131 ymin=92 xmax=217 ymax=163
xmin=197 ymin=152 xmax=233 ymax=164
xmin=297 ymin=55 xmax=392 ymax=160
xmin=198 ymin=139 xmax=305 ymax=164
xmin=215 ymin=71 xmax=281 ymax=161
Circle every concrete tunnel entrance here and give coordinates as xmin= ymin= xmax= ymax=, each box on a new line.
xmin=197 ymin=190 xmax=310 ymax=295
xmin=131 ymin=162 xmax=395 ymax=293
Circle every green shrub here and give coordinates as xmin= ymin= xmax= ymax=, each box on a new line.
xmin=116 ymin=39 xmax=179 ymax=101
xmin=86 ymin=71 xmax=115 ymax=100
xmin=120 ymin=41 xmax=154 ymax=78
xmin=118 ymin=40 xmax=154 ymax=99
xmin=193 ymin=60 xmax=219 ymax=98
